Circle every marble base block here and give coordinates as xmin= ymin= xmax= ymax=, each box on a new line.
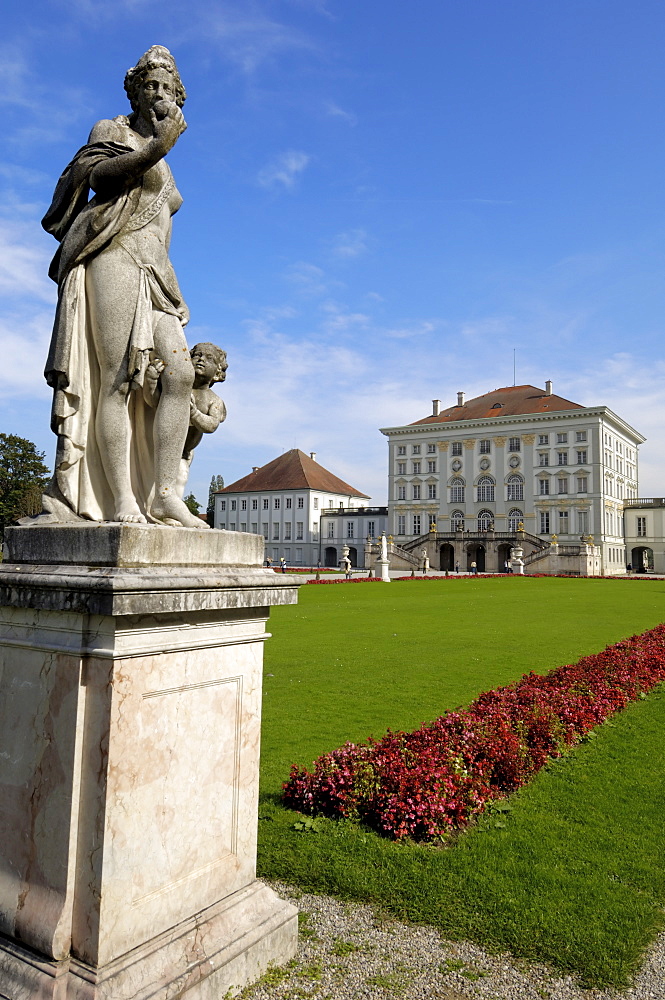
xmin=0 ymin=524 xmax=300 ymax=999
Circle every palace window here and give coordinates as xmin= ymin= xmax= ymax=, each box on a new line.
xmin=506 ymin=474 xmax=523 ymax=501
xmin=397 ymin=485 xmax=406 ymax=500
xmin=557 ymin=451 xmax=568 ymax=466
xmin=274 ymin=498 xmax=280 ymax=509
xmin=477 ymin=509 xmax=492 ymax=531
xmin=220 ymin=500 xmax=226 ymax=511
xmin=252 ymin=499 xmax=258 ymax=510
xmin=427 ymin=484 xmax=437 ymax=499
xmin=284 ymin=523 xmax=292 ymax=539
xmin=538 ymin=453 xmax=549 ymax=467
xmin=367 ymin=521 xmax=375 ymax=538
xmin=412 ymin=445 xmax=421 ymax=455
xmin=347 ymin=522 xmax=354 ymax=538
xmin=539 ymin=511 xmax=550 ymax=533
xmin=578 ymin=510 xmax=589 ymax=533
xmin=427 ymin=460 xmax=436 ymax=473
xmin=479 ymin=439 xmax=491 ymax=454
xmin=412 ymin=485 xmax=421 ymax=500
xmin=576 ymin=431 xmax=587 ymax=442
xmin=476 ymin=476 xmax=495 ymax=502
xmin=286 ymin=498 xmax=292 ymax=509
xmin=412 ymin=461 xmax=421 ymax=474
xmin=296 ymin=522 xmax=304 ymax=539
xmin=577 ymin=450 xmax=588 ymax=464
xmin=397 ymin=446 xmax=406 ymax=456
xmin=556 ymin=433 xmax=568 ymax=444
xmin=507 ymin=508 xmax=523 ymax=531
xmin=450 ymin=510 xmax=464 ymax=531
xmin=449 ymin=477 xmax=465 ymax=503
xmin=263 ymin=498 xmax=269 ymax=509
xmin=241 ymin=499 xmax=247 ymax=510
xmin=637 ymin=516 xmax=647 ymax=537
xmin=262 ymin=522 xmax=268 ymax=537
xmin=231 ymin=500 xmax=236 ymax=511
xmin=558 ymin=510 xmax=569 ymax=532
xmin=272 ymin=524 xmax=279 ymax=539
xmin=297 ymin=497 xmax=304 ymax=508
xmin=427 ymin=443 xmax=436 ymax=453
xmin=538 ymin=434 xmax=549 ymax=446
xmin=397 ymin=515 xmax=406 ymax=534
xmin=558 ymin=477 xmax=568 ymax=494
xmin=451 ymin=442 xmax=462 ymax=456
xmin=328 ymin=522 xmax=334 ymax=538
xmin=397 ymin=462 xmax=406 ymax=475
xmin=539 ymin=479 xmax=550 ymax=495
xmin=413 ymin=514 xmax=422 ymax=535
xmin=508 ymin=437 xmax=520 ymax=452
xmin=577 ymin=476 xmax=588 ymax=493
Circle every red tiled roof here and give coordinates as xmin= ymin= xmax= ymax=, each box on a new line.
xmin=219 ymin=449 xmax=370 ymax=498
xmin=411 ymin=385 xmax=584 ymax=425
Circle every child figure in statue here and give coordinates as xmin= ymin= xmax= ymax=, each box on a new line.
xmin=144 ymin=343 xmax=227 ymax=509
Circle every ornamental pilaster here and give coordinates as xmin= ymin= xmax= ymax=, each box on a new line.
xmin=463 ymin=439 xmax=476 ymax=450
xmin=437 ymin=441 xmax=449 ymax=451
xmin=522 ymin=434 xmax=535 ymax=445
xmin=493 ymin=436 xmax=506 ymax=447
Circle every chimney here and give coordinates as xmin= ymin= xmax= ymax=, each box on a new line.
xmin=545 ymin=380 xmax=553 ymax=396
xmin=310 ymin=452 xmax=317 ymax=462
xmin=457 ymin=391 xmax=465 ymax=407
xmin=252 ymin=466 xmax=259 ymax=473
xmin=432 ymin=399 xmax=441 ymax=417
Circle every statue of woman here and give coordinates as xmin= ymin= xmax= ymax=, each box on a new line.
xmin=41 ymin=45 xmax=207 ymax=528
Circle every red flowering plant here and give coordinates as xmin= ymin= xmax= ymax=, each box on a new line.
xmin=282 ymin=624 xmax=665 ymax=841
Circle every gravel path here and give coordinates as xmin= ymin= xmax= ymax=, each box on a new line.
xmin=239 ymin=882 xmax=664 ymax=1000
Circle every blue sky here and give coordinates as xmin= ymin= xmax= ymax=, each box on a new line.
xmin=3 ymin=0 xmax=665 ymax=505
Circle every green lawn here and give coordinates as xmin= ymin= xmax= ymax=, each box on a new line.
xmin=257 ymin=578 xmax=665 ymax=988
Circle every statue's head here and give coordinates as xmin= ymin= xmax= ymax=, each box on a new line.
xmin=190 ymin=343 xmax=228 ymax=384
xmin=124 ymin=45 xmax=186 ymax=112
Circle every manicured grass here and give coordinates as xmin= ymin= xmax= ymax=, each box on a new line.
xmin=257 ymin=578 xmax=665 ymax=987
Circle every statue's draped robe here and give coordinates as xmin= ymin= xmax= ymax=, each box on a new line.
xmin=41 ymin=131 xmax=186 ymax=521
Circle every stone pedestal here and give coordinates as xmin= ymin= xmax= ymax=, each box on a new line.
xmin=0 ymin=524 xmax=300 ymax=999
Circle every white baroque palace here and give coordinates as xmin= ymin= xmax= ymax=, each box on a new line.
xmin=214 ymin=449 xmax=370 ymax=566
xmin=380 ymin=382 xmax=645 ymax=575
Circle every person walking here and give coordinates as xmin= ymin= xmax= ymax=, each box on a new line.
xmin=470 ymin=560 xmax=477 ymax=575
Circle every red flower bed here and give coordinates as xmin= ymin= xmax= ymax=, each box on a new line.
xmin=282 ymin=624 xmax=665 ymax=841
xmin=306 ymin=576 xmax=384 ymax=585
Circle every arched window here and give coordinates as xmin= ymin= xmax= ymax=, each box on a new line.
xmin=476 ymin=476 xmax=495 ymax=502
xmin=508 ymin=508 xmax=523 ymax=531
xmin=506 ymin=474 xmax=524 ymax=501
xmin=450 ymin=510 xmax=465 ymax=531
xmin=449 ymin=477 xmax=465 ymax=503
xmin=477 ymin=509 xmax=493 ymax=531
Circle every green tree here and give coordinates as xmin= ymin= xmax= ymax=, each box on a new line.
xmin=184 ymin=492 xmax=202 ymax=516
xmin=207 ymin=474 xmax=224 ymax=511
xmin=0 ymin=434 xmax=50 ymax=526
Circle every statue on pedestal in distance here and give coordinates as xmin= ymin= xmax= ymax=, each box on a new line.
xmin=40 ymin=45 xmax=219 ymax=528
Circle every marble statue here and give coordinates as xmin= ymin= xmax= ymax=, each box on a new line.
xmin=144 ymin=342 xmax=228 ymax=505
xmin=40 ymin=45 xmax=211 ymax=529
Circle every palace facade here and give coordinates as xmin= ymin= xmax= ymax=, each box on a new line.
xmin=380 ymin=382 xmax=645 ymax=575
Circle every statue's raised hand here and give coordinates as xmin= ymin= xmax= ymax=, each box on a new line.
xmin=149 ymin=100 xmax=187 ymax=154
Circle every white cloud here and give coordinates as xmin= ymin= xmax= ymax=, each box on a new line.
xmin=186 ymin=6 xmax=316 ymax=74
xmin=258 ymin=150 xmax=310 ymax=189
xmin=330 ymin=228 xmax=368 ymax=258
xmin=285 ymin=261 xmax=333 ymax=297
xmin=325 ymin=101 xmax=357 ymax=126
xmin=0 ymin=219 xmax=55 ymax=304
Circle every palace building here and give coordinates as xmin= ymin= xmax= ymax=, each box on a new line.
xmin=213 ymin=449 xmax=370 ymax=567
xmin=380 ymin=382 xmax=645 ymax=575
